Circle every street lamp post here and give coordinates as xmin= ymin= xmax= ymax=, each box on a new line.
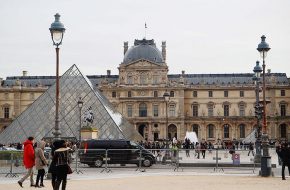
xmin=253 ymin=61 xmax=262 ymax=163
xmin=77 ymin=97 xmax=84 ymax=143
xmin=163 ymin=91 xmax=170 ymax=139
xmin=75 ymin=97 xmax=83 ymax=174
xmin=49 ymin=13 xmax=65 ymax=140
xmin=257 ymin=35 xmax=271 ymax=177
xmin=163 ymin=91 xmax=170 ymax=161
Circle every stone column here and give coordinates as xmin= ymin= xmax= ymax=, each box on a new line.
xmin=148 ymin=123 xmax=152 ymax=141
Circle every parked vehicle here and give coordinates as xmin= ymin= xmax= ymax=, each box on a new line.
xmin=79 ymin=140 xmax=156 ymax=167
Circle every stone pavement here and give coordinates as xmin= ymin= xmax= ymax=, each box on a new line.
xmin=0 ymin=167 xmax=288 ymax=190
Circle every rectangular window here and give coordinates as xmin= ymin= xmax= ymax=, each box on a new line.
xmin=169 ymin=105 xmax=175 ymax=117
xmin=240 ymin=91 xmax=244 ymax=97
xmin=224 ymin=125 xmax=229 ymax=138
xmin=281 ymin=105 xmax=286 ymax=116
xmin=140 ymin=74 xmax=147 ymax=84
xmin=208 ymin=105 xmax=214 ymax=117
xmin=224 ymin=91 xmax=228 ymax=97
xmin=192 ymin=105 xmax=198 ymax=117
xmin=193 ymin=91 xmax=198 ymax=97
xmin=224 ymin=105 xmax=229 ymax=116
xmin=153 ymin=91 xmax=158 ymax=98
xmin=209 ymin=91 xmax=213 ymax=97
xmin=239 ymin=105 xmax=245 ymax=116
xmin=4 ymin=93 xmax=9 ymax=100
xmin=153 ymin=105 xmax=159 ymax=117
xmin=127 ymin=105 xmax=132 ymax=117
xmin=112 ymin=91 xmax=116 ymax=98
xmin=4 ymin=107 xmax=9 ymax=119
xmin=281 ymin=90 xmax=285 ymax=96
xmin=127 ymin=76 xmax=133 ymax=84
xmin=153 ymin=75 xmax=158 ymax=84
xmin=239 ymin=125 xmax=245 ymax=138
xmin=208 ymin=125 xmax=214 ymax=138
xmin=128 ymin=91 xmax=132 ymax=97
xmin=170 ymin=91 xmax=174 ymax=97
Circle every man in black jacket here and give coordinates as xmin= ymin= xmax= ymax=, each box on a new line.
xmin=277 ymin=143 xmax=290 ymax=180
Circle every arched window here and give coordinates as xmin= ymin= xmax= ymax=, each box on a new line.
xmin=139 ymin=103 xmax=147 ymax=117
xmin=223 ymin=124 xmax=230 ymax=138
xmin=208 ymin=124 xmax=214 ymax=138
xmin=239 ymin=124 xmax=245 ymax=138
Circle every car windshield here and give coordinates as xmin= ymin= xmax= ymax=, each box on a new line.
xmin=130 ymin=141 xmax=144 ymax=149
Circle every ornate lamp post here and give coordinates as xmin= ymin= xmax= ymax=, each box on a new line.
xmin=49 ymin=13 xmax=65 ymax=140
xmin=163 ymin=91 xmax=170 ymax=161
xmin=253 ymin=61 xmax=262 ymax=163
xmin=257 ymin=35 xmax=271 ymax=177
xmin=163 ymin=91 xmax=170 ymax=139
xmin=75 ymin=97 xmax=83 ymax=174
xmin=77 ymin=97 xmax=84 ymax=143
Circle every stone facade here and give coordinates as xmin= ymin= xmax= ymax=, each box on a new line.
xmin=0 ymin=38 xmax=290 ymax=143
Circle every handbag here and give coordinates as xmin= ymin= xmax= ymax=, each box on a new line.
xmin=67 ymin=165 xmax=73 ymax=174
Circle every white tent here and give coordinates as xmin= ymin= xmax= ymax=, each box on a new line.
xmin=184 ymin=131 xmax=199 ymax=144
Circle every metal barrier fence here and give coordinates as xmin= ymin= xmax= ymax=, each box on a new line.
xmin=0 ymin=148 xmax=279 ymax=177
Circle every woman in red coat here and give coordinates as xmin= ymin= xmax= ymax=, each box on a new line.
xmin=18 ymin=136 xmax=35 ymax=187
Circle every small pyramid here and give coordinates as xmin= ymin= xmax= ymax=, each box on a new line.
xmin=0 ymin=65 xmax=142 ymax=144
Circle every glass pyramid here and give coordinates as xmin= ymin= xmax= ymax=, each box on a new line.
xmin=0 ymin=65 xmax=142 ymax=144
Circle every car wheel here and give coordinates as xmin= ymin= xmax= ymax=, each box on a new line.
xmin=94 ymin=158 xmax=103 ymax=167
xmin=142 ymin=158 xmax=152 ymax=167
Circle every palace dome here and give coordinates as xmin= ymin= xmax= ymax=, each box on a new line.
xmin=122 ymin=39 xmax=164 ymax=65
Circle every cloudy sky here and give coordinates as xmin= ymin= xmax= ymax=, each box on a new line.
xmin=0 ymin=0 xmax=289 ymax=79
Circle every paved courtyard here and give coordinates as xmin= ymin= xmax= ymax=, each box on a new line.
xmin=0 ymin=167 xmax=289 ymax=190
xmin=0 ymin=173 xmax=289 ymax=190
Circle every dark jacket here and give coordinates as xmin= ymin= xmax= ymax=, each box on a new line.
xmin=53 ymin=147 xmax=71 ymax=166
xmin=277 ymin=146 xmax=290 ymax=164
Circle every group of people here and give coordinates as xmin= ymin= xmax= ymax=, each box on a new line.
xmin=17 ymin=136 xmax=72 ymax=190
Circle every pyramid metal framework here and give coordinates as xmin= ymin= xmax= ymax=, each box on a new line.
xmin=0 ymin=65 xmax=142 ymax=144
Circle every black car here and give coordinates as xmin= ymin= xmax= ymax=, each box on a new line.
xmin=79 ymin=140 xmax=156 ymax=167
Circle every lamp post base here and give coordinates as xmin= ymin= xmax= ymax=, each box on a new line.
xmin=260 ymin=156 xmax=272 ymax=177
xmin=260 ymin=133 xmax=271 ymax=177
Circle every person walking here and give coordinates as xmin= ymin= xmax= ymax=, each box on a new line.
xmin=48 ymin=140 xmax=64 ymax=189
xmin=277 ymin=143 xmax=290 ymax=180
xmin=53 ymin=140 xmax=72 ymax=190
xmin=35 ymin=140 xmax=48 ymax=187
xmin=247 ymin=142 xmax=255 ymax=156
xmin=17 ymin=136 xmax=35 ymax=188
xmin=184 ymin=138 xmax=190 ymax=157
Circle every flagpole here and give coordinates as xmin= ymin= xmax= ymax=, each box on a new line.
xmin=145 ymin=23 xmax=147 ymax=39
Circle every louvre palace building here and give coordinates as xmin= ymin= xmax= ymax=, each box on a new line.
xmin=0 ymin=38 xmax=290 ymax=143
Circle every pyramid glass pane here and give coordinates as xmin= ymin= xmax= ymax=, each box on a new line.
xmin=0 ymin=65 xmax=142 ymax=144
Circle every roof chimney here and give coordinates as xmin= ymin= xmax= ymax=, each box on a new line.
xmin=23 ymin=71 xmax=28 ymax=76
xmin=107 ymin=70 xmax=111 ymax=76
xmin=162 ymin=41 xmax=166 ymax=62
xmin=124 ymin=41 xmax=128 ymax=55
xmin=182 ymin=70 xmax=185 ymax=75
